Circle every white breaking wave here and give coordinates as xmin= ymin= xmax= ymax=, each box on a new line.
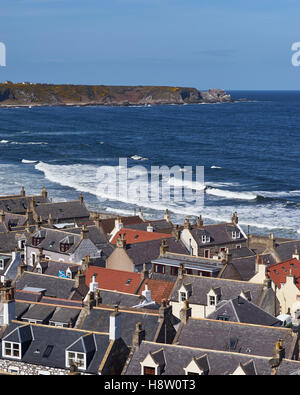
xmin=130 ymin=155 xmax=148 ymax=161
xmin=1 ymin=139 xmax=48 ymax=145
xmin=22 ymin=159 xmax=39 ymax=164
xmin=211 ymin=165 xmax=222 ymax=169
xmin=205 ymin=187 xmax=257 ymax=201
xmin=33 ymin=161 xmax=300 ymax=234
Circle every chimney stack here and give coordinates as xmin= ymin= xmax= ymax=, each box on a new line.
xmin=147 ymin=223 xmax=154 ymax=232
xmin=116 ymin=233 xmax=126 ymax=249
xmin=269 ymin=339 xmax=285 ymax=373
xmin=79 ymin=193 xmax=84 ymax=204
xmin=89 ymin=273 xmax=98 ymax=293
xmin=158 ymin=299 xmax=172 ymax=321
xmin=164 ymin=209 xmax=171 ymax=223
xmin=184 ymin=217 xmax=191 ymax=230
xmin=0 ymin=280 xmax=16 ymax=325
xmin=142 ymin=284 xmax=152 ymax=303
xmin=80 ymin=225 xmax=89 ymax=240
xmin=20 ymin=186 xmax=25 ymax=197
xmin=160 ymin=239 xmax=169 ymax=256
xmin=132 ymin=322 xmax=145 ymax=348
xmin=196 ymin=215 xmax=203 ymax=227
xmin=41 ymin=187 xmax=48 ymax=198
xmin=232 ymin=212 xmax=238 ymax=225
xmin=109 ymin=305 xmax=122 ymax=341
xmin=75 ymin=269 xmax=86 ymax=288
xmin=0 ymin=210 xmax=5 ymax=223
xmin=292 ymin=249 xmax=300 ymax=260
xmin=179 ymin=299 xmax=192 ymax=324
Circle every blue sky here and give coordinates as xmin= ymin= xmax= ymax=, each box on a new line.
xmin=0 ymin=0 xmax=299 ymax=89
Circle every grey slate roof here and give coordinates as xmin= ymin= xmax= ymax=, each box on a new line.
xmin=125 ymin=237 xmax=189 ymax=267
xmin=0 ymin=322 xmax=110 ymax=374
xmin=16 ymin=272 xmax=87 ymax=300
xmin=49 ymin=307 xmax=81 ymax=325
xmin=97 ymin=289 xmax=147 ymax=308
xmin=175 ymin=318 xmax=297 ymax=358
xmin=124 ymin=341 xmax=300 ymax=375
xmin=0 ymin=195 xmax=50 ymax=214
xmin=81 ymin=307 xmax=163 ymax=347
xmin=170 ymin=274 xmax=267 ymax=307
xmin=207 ymin=296 xmax=281 ymax=326
xmin=21 ymin=304 xmax=56 ymax=323
xmin=34 ymin=201 xmax=90 ymax=222
xmin=190 ymin=223 xmax=247 ymax=247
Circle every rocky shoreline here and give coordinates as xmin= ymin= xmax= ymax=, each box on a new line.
xmin=0 ymin=83 xmax=240 ymax=107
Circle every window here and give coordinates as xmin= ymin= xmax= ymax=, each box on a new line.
xmin=187 ymin=372 xmax=200 ymax=375
xmin=217 ymin=315 xmax=229 ymax=321
xmin=32 ymin=237 xmax=43 ymax=246
xmin=143 ymin=366 xmax=156 ymax=375
xmin=3 ymin=342 xmax=21 ymax=359
xmin=236 ymin=245 xmax=241 ymax=249
xmin=204 ymin=249 xmax=210 ymax=258
xmin=60 ymin=243 xmax=70 ymax=252
xmin=232 ymin=231 xmax=240 ymax=240
xmin=186 ymin=269 xmax=193 ymax=275
xmin=8 ymin=366 xmax=19 ymax=374
xmin=209 ymin=296 xmax=216 ymax=306
xmin=180 ymin=292 xmax=187 ymax=302
xmin=154 ymin=264 xmax=165 ymax=274
xmin=31 ymin=253 xmax=36 ymax=266
xmin=0 ymin=259 xmax=4 ymax=270
xmin=170 ymin=266 xmax=178 ymax=276
xmin=201 ymin=235 xmax=210 ymax=243
xmin=66 ymin=351 xmax=86 ymax=370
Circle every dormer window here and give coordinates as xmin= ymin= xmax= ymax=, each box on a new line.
xmin=201 ymin=235 xmax=210 ymax=243
xmin=232 ymin=231 xmax=240 ymax=240
xmin=209 ymin=295 xmax=216 ymax=306
xmin=143 ymin=366 xmax=156 ymax=375
xmin=66 ymin=351 xmax=86 ymax=370
xmin=2 ymin=342 xmax=21 ymax=359
xmin=60 ymin=243 xmax=70 ymax=252
xmin=32 ymin=237 xmax=43 ymax=246
xmin=180 ymin=292 xmax=187 ymax=302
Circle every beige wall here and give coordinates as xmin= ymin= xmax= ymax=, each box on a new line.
xmin=106 ymin=248 xmax=134 ymax=272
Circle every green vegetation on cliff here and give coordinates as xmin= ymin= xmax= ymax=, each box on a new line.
xmin=0 ymin=82 xmax=232 ymax=106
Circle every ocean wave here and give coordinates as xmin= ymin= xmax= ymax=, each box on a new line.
xmin=1 ymin=139 xmax=48 ymax=145
xmin=210 ymin=165 xmax=222 ymax=169
xmin=22 ymin=159 xmax=39 ymax=164
xmin=205 ymin=187 xmax=257 ymax=200
xmin=130 ymin=155 xmax=148 ymax=161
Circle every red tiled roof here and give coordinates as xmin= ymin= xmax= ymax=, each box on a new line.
xmin=268 ymin=258 xmax=300 ymax=289
xmin=84 ymin=266 xmax=175 ymax=303
xmin=84 ymin=266 xmax=142 ymax=294
xmin=110 ymin=227 xmax=173 ymax=245
xmin=138 ymin=279 xmax=175 ymax=304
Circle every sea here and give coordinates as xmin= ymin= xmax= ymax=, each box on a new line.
xmin=0 ymin=90 xmax=299 ymax=239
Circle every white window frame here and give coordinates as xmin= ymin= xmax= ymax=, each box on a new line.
xmin=201 ymin=235 xmax=210 ymax=244
xmin=66 ymin=351 xmax=86 ymax=370
xmin=2 ymin=342 xmax=21 ymax=359
xmin=209 ymin=295 xmax=216 ymax=306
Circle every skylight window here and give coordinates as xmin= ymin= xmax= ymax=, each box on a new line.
xmin=43 ymin=345 xmax=54 ymax=358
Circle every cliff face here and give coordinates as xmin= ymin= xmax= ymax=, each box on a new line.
xmin=0 ymin=83 xmax=232 ymax=106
